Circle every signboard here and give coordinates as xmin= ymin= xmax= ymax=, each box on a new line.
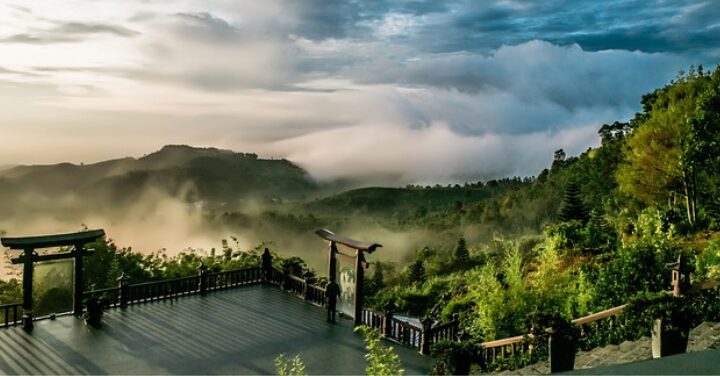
xmin=335 ymin=254 xmax=356 ymax=319
xmin=33 ymin=259 xmax=74 ymax=317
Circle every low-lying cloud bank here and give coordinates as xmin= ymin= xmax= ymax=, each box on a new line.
xmin=272 ymin=121 xmax=599 ymax=184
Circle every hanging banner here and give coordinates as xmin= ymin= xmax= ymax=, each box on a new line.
xmin=335 ymin=253 xmax=356 ymax=319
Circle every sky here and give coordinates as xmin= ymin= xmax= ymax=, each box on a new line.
xmin=0 ymin=0 xmax=718 ymax=184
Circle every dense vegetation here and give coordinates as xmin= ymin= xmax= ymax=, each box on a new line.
xmin=359 ymin=65 xmax=720 ymax=371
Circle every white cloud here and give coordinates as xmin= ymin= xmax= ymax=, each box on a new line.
xmin=0 ymin=1 xmax=703 ymax=184
xmin=271 ymin=121 xmax=599 ymax=183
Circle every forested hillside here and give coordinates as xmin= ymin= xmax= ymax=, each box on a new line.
xmin=355 ymin=65 xmax=720 ymax=372
xmin=0 ymin=144 xmax=317 ymax=207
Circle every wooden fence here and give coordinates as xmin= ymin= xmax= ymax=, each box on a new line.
xmin=478 ymin=277 xmax=720 ymax=370
xmin=0 ymin=303 xmax=21 ymax=328
xmin=82 ymin=266 xmax=326 ymax=310
xmin=359 ymin=307 xmax=459 ymax=355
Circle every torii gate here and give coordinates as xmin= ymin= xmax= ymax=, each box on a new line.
xmin=0 ymin=229 xmax=104 ymax=330
xmin=315 ymin=229 xmax=381 ymax=325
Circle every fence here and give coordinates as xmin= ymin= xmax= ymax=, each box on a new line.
xmin=478 ymin=276 xmax=720 ymax=372
xmin=0 ymin=303 xmax=22 ymax=328
xmin=359 ymin=307 xmax=459 ymax=355
xmin=82 ymin=265 xmax=325 ymax=311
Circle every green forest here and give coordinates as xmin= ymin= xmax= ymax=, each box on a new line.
xmin=1 ymin=65 xmax=720 ymax=372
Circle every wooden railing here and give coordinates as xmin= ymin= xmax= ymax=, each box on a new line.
xmin=390 ymin=317 xmax=424 ymax=348
xmin=268 ymin=267 xmax=285 ymax=286
xmin=306 ymin=284 xmax=326 ymax=307
xmin=0 ymin=303 xmax=21 ymax=328
xmin=263 ymin=267 xmax=326 ymax=306
xmin=428 ymin=319 xmax=460 ymax=343
xmin=359 ymin=308 xmax=459 ymax=354
xmin=475 ymin=276 xmax=720 ymax=371
xmin=478 ymin=304 xmax=629 ymax=366
xmin=285 ymin=275 xmax=307 ymax=297
xmin=361 ymin=309 xmax=385 ymax=330
xmin=83 ymin=287 xmax=121 ymax=307
xmin=207 ymin=268 xmax=263 ymax=291
xmin=128 ymin=275 xmax=201 ymax=303
xmin=479 ymin=335 xmax=528 ymax=365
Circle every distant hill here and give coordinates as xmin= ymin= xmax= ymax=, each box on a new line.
xmin=0 ymin=145 xmax=318 ymax=207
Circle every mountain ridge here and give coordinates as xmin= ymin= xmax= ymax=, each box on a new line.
xmin=0 ymin=145 xmax=318 ymax=206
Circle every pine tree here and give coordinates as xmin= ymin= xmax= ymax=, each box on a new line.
xmin=585 ymin=208 xmax=616 ymax=252
xmin=559 ymin=181 xmax=589 ymax=223
xmin=454 ymin=237 xmax=470 ymax=268
xmin=371 ymin=262 xmax=385 ymax=291
xmin=585 ymin=208 xmax=608 ymax=230
xmin=407 ymin=259 xmax=426 ymax=285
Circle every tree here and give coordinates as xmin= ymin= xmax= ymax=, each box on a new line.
xmin=552 ymin=149 xmax=566 ymax=170
xmin=454 ymin=237 xmax=470 ymax=268
xmin=371 ymin=262 xmax=385 ymax=292
xmin=558 ymin=182 xmax=588 ymax=223
xmin=688 ymin=69 xmax=720 ymax=222
xmin=617 ymin=67 xmax=720 ymax=225
xmin=407 ymin=259 xmax=426 ymax=285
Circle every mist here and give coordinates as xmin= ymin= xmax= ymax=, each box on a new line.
xmin=0 ymin=180 xmax=453 ymax=279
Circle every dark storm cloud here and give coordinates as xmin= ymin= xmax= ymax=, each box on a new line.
xmin=284 ymin=0 xmax=381 ymax=40
xmin=284 ymin=0 xmax=718 ymax=56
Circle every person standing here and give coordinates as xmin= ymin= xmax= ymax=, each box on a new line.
xmin=325 ymin=280 xmax=340 ymax=323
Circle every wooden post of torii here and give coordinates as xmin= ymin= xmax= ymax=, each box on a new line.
xmin=1 ymin=229 xmax=104 ymax=330
xmin=315 ymin=229 xmax=381 ymax=325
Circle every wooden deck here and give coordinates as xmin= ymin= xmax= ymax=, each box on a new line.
xmin=0 ymin=285 xmax=432 ymax=374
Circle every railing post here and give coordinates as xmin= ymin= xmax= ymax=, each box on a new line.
xmin=668 ymin=254 xmax=691 ymax=297
xmin=198 ymin=262 xmax=208 ymax=295
xmin=383 ymin=302 xmax=395 ymax=337
xmin=452 ymin=313 xmax=460 ymax=340
xmin=303 ymin=273 xmax=311 ymax=300
xmin=261 ymin=248 xmax=272 ymax=282
xmin=353 ymin=249 xmax=365 ymax=326
xmin=21 ymin=249 xmax=34 ymax=331
xmin=420 ymin=316 xmax=434 ymax=355
xmin=281 ymin=268 xmax=289 ymax=290
xmin=118 ymin=272 xmax=130 ymax=308
xmin=73 ymin=244 xmax=84 ymax=317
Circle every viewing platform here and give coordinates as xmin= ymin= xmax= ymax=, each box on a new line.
xmin=0 ymin=285 xmax=432 ymax=374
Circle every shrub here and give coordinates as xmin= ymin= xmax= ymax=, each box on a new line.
xmin=355 ymin=326 xmax=404 ymax=376
xmin=274 ymin=354 xmax=306 ymax=376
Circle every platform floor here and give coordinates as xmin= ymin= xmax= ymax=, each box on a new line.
xmin=0 ymin=285 xmax=432 ymax=374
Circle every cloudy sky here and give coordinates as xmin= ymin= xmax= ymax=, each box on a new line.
xmin=0 ymin=0 xmax=717 ymax=184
